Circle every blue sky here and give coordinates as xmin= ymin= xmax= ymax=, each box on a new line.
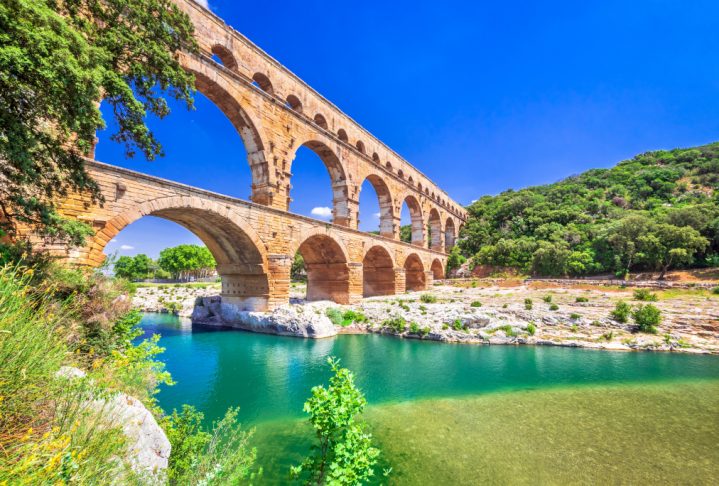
xmin=97 ymin=0 xmax=719 ymax=259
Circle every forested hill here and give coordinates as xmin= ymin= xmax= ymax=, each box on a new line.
xmin=458 ymin=142 xmax=719 ymax=278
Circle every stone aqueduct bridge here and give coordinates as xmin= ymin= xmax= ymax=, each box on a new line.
xmin=52 ymin=0 xmax=467 ymax=311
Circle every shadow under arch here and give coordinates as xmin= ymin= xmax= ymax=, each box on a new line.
xmin=359 ymin=173 xmax=394 ymax=238
xmin=363 ymin=245 xmax=396 ymax=297
xmin=293 ymin=232 xmax=351 ymax=304
xmin=88 ymin=196 xmax=271 ymax=310
xmin=404 ymin=253 xmax=426 ymax=291
xmin=289 ymin=139 xmax=351 ymax=226
xmin=431 ymin=258 xmax=445 ymax=280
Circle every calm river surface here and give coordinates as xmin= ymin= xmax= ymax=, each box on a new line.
xmin=141 ymin=313 xmax=719 ymax=484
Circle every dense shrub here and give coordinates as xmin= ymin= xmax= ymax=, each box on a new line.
xmin=527 ymin=323 xmax=537 ymax=335
xmin=632 ymin=304 xmax=662 ymax=333
xmin=633 ymin=289 xmax=658 ymax=302
xmin=420 ymin=294 xmax=437 ymax=304
xmin=549 ymin=303 xmax=559 ymax=311
xmin=575 ymin=296 xmax=589 ymax=303
xmin=470 ymin=301 xmax=482 ymax=307
xmin=326 ymin=308 xmax=344 ymax=326
xmin=383 ymin=316 xmax=407 ymax=333
xmin=611 ymin=301 xmax=632 ymax=323
xmin=524 ymin=298 xmax=533 ymax=310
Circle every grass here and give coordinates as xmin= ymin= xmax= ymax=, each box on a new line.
xmin=575 ymin=296 xmax=589 ymax=303
xmin=420 ymin=294 xmax=437 ymax=304
xmin=470 ymin=301 xmax=482 ymax=308
xmin=326 ymin=307 xmax=368 ymax=327
xmin=524 ymin=298 xmax=533 ymax=310
xmin=633 ymin=289 xmax=658 ymax=302
xmin=383 ymin=316 xmax=408 ymax=333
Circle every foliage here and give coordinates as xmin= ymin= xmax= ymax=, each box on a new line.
xmin=420 ymin=293 xmax=437 ymax=303
xmin=341 ymin=309 xmax=367 ymax=326
xmin=542 ymin=294 xmax=553 ymax=303
xmin=570 ymin=313 xmax=581 ymax=320
xmin=292 ymin=252 xmax=306 ymax=281
xmin=383 ymin=316 xmax=407 ymax=333
xmin=158 ymin=244 xmax=216 ymax=280
xmin=446 ymin=245 xmax=466 ymax=275
xmin=460 ymin=143 xmax=719 ymax=277
xmin=524 ymin=298 xmax=533 ymax=310
xmin=291 ymin=357 xmax=381 ymax=485
xmin=0 ymin=0 xmax=196 ymax=243
xmin=575 ymin=296 xmax=589 ymax=303
xmin=632 ymin=304 xmax=662 ymax=334
xmin=633 ymin=289 xmax=658 ymax=302
xmin=713 ymin=286 xmax=719 ymax=295
xmin=549 ymin=303 xmax=559 ymax=311
xmin=325 ymin=308 xmax=344 ymax=326
xmin=611 ymin=301 xmax=632 ymax=323
xmin=526 ymin=322 xmax=536 ymax=335
xmin=113 ymin=253 xmax=161 ymax=281
xmin=399 ymin=224 xmax=412 ymax=243
xmin=162 ymin=405 xmax=257 ymax=485
xmin=470 ymin=301 xmax=482 ymax=307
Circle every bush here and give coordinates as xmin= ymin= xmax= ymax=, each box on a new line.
xmin=575 ymin=296 xmax=589 ymax=303
xmin=632 ymin=304 xmax=662 ymax=333
xmin=602 ymin=331 xmax=614 ymax=341
xmin=409 ymin=321 xmax=420 ymax=334
xmin=451 ymin=319 xmax=467 ymax=331
xmin=470 ymin=301 xmax=482 ymax=308
xmin=497 ymin=324 xmax=517 ymax=337
xmin=570 ymin=313 xmax=581 ymax=320
xmin=633 ymin=288 xmax=658 ymax=302
xmin=420 ymin=326 xmax=431 ymax=337
xmin=712 ymin=286 xmax=719 ymax=295
xmin=611 ymin=301 xmax=631 ymax=323
xmin=341 ymin=310 xmax=367 ymax=326
xmin=163 ymin=405 xmax=257 ymax=484
xmin=382 ymin=316 xmax=407 ymax=333
xmin=524 ymin=298 xmax=533 ymax=310
xmin=164 ymin=300 xmax=182 ymax=314
xmin=420 ymin=294 xmax=437 ymax=304
xmin=542 ymin=295 xmax=553 ymax=303
xmin=549 ymin=303 xmax=559 ymax=311
xmin=325 ymin=308 xmax=344 ymax=326
xmin=527 ymin=322 xmax=536 ymax=335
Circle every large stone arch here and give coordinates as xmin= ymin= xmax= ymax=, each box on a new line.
xmin=358 ymin=172 xmax=394 ymax=238
xmin=289 ymin=139 xmax=351 ymax=226
xmin=404 ymin=253 xmax=426 ymax=291
xmin=399 ymin=194 xmax=424 ymax=246
xmin=428 ymin=208 xmax=443 ymax=251
xmin=363 ymin=245 xmax=396 ymax=297
xmin=431 ymin=258 xmax=445 ymax=280
xmin=87 ymin=195 xmax=271 ymax=310
xmin=444 ymin=217 xmax=457 ymax=251
xmin=182 ymin=55 xmax=274 ymax=206
xmin=293 ymin=230 xmax=351 ymax=304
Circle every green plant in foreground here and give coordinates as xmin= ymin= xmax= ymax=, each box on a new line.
xmin=325 ymin=308 xmax=344 ymax=326
xmin=526 ymin=323 xmax=536 ymax=336
xmin=341 ymin=310 xmax=367 ymax=326
xmin=549 ymin=303 xmax=559 ymax=311
xmin=524 ymin=298 xmax=533 ymax=310
xmin=291 ymin=357 xmax=382 ymax=485
xmin=632 ymin=304 xmax=662 ymax=334
xmin=633 ymin=288 xmax=658 ymax=302
xmin=383 ymin=316 xmax=407 ymax=333
xmin=470 ymin=301 xmax=482 ymax=307
xmin=611 ymin=301 xmax=631 ymax=323
xmin=163 ymin=405 xmax=257 ymax=485
xmin=420 ymin=293 xmax=437 ymax=304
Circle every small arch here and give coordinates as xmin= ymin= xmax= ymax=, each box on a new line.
xmin=314 ymin=113 xmax=328 ymax=129
xmin=356 ymin=140 xmax=366 ymax=153
xmin=404 ymin=253 xmax=426 ymax=291
xmin=286 ymin=94 xmax=303 ymax=113
xmin=363 ymin=245 xmax=396 ymax=297
xmin=408 ymin=176 xmax=414 ymax=185
xmin=431 ymin=259 xmax=445 ymax=280
xmin=428 ymin=208 xmax=442 ymax=251
xmin=397 ymin=169 xmax=404 ymax=179
xmin=444 ymin=217 xmax=457 ymax=251
xmin=252 ymin=72 xmax=274 ymax=94
xmin=385 ymin=161 xmax=393 ymax=172
xmin=337 ymin=129 xmax=348 ymax=142
xmin=296 ymin=234 xmax=350 ymax=303
xmin=372 ymin=152 xmax=380 ymax=163
xmin=417 ymin=182 xmax=423 ymax=193
xmin=210 ymin=45 xmax=238 ymax=71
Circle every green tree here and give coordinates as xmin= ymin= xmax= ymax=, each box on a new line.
xmin=291 ymin=357 xmax=381 ymax=485
xmin=0 ymin=0 xmax=196 ymax=246
xmin=292 ymin=252 xmax=306 ymax=281
xmin=112 ymin=253 xmax=154 ymax=280
xmin=446 ymin=245 xmax=466 ymax=275
xmin=158 ymin=244 xmax=216 ymax=280
xmin=638 ymin=224 xmax=708 ymax=279
xmin=399 ymin=224 xmax=412 ymax=243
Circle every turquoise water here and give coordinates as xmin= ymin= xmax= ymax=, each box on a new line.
xmin=141 ymin=313 xmax=719 ymax=483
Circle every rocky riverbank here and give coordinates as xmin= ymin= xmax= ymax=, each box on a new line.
xmin=131 ymin=281 xmax=719 ymax=354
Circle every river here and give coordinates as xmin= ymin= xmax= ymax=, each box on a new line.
xmin=140 ymin=313 xmax=719 ymax=484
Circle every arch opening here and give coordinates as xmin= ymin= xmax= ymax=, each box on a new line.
xmin=289 ymin=140 xmax=350 ymax=226
xmin=400 ymin=195 xmax=424 ymax=246
xmin=286 ymin=94 xmax=302 ymax=113
xmin=445 ymin=217 xmax=456 ymax=251
xmin=428 ymin=208 xmax=442 ymax=251
xmin=355 ymin=140 xmax=365 ymax=153
xmin=251 ymin=72 xmax=274 ymax=94
xmin=314 ymin=114 xmax=328 ymax=129
xmin=363 ymin=246 xmax=395 ymax=297
xmin=337 ymin=128 xmax=348 ymax=142
xmin=431 ymin=259 xmax=445 ymax=280
xmin=296 ymin=234 xmax=350 ymax=303
xmin=210 ymin=45 xmax=238 ymax=71
xmin=372 ymin=152 xmax=380 ymax=163
xmin=359 ymin=174 xmax=394 ymax=237
xmin=404 ymin=254 xmax=426 ymax=291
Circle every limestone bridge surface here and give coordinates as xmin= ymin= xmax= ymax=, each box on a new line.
xmin=49 ymin=0 xmax=467 ymax=311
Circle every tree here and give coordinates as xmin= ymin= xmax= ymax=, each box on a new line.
xmin=445 ymin=245 xmax=466 ymax=275
xmin=399 ymin=224 xmax=412 ymax=243
xmin=597 ymin=215 xmax=653 ymax=278
xmin=291 ymin=357 xmax=381 ymax=485
xmin=638 ymin=224 xmax=708 ymax=279
xmin=113 ymin=253 xmax=155 ymax=280
xmin=0 ymin=0 xmax=197 ymax=246
xmin=158 ymin=244 xmax=216 ymax=280
xmin=291 ymin=252 xmax=306 ymax=281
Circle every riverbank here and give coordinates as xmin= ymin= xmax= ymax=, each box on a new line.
xmin=132 ymin=280 xmax=719 ymax=354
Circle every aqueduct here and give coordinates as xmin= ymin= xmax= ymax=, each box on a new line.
xmin=41 ymin=0 xmax=467 ymax=311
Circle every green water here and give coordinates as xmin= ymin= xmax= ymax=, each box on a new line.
xmin=141 ymin=313 xmax=719 ymax=484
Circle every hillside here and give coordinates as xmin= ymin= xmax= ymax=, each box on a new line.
xmin=458 ymin=142 xmax=719 ymax=277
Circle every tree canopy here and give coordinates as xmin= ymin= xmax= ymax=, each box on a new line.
xmin=0 ymin=0 xmax=197 ymax=246
xmin=459 ymin=143 xmax=719 ymax=277
xmin=158 ymin=244 xmax=216 ymax=280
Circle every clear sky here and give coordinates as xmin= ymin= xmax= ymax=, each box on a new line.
xmin=97 ymin=0 xmax=719 ymax=259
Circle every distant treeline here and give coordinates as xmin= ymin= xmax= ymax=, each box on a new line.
xmin=113 ymin=244 xmax=216 ymax=281
xmin=457 ymin=143 xmax=719 ymax=278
